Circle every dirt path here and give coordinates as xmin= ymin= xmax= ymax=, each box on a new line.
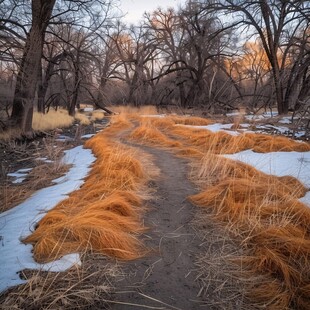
xmin=112 ymin=146 xmax=203 ymax=310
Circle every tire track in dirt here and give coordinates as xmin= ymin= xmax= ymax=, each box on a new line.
xmin=112 ymin=145 xmax=203 ymax=310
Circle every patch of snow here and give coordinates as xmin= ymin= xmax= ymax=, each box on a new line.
xmin=56 ymin=135 xmax=74 ymax=142
xmin=7 ymin=172 xmax=28 ymax=178
xmin=223 ymin=150 xmax=310 ymax=206
xmin=295 ymin=131 xmax=306 ymax=138
xmin=256 ymin=124 xmax=290 ymax=134
xmin=0 ymin=145 xmax=96 ymax=293
xmin=279 ymin=117 xmax=292 ymax=124
xmin=7 ymin=168 xmax=33 ymax=184
xmin=35 ymin=157 xmax=53 ymax=163
xmin=17 ymin=168 xmax=32 ymax=173
xmin=12 ymin=177 xmax=26 ymax=184
xmin=83 ymin=107 xmax=94 ymax=112
xmin=244 ymin=114 xmax=265 ymax=121
xmin=184 ymin=123 xmax=240 ymax=136
xmin=244 ymin=111 xmax=279 ymax=121
xmin=226 ymin=112 xmax=242 ymax=117
xmin=263 ymin=111 xmax=278 ymax=117
xmin=81 ymin=134 xmax=95 ymax=139
xmin=239 ymin=123 xmax=251 ymax=127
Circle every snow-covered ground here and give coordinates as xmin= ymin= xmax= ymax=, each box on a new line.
xmin=0 ymin=145 xmax=95 ymax=293
xmin=186 ymin=123 xmax=241 ymax=136
xmin=188 ymin=122 xmax=310 ymax=205
xmin=223 ymin=150 xmax=310 ymax=205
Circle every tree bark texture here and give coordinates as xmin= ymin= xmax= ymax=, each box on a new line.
xmin=11 ymin=0 xmax=56 ymax=133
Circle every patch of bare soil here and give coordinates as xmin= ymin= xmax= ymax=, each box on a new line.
xmin=111 ymin=146 xmax=204 ymax=310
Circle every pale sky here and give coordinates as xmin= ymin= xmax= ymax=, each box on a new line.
xmin=118 ymin=0 xmax=185 ymax=23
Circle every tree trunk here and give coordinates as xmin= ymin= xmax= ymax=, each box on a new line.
xmin=10 ymin=0 xmax=56 ymax=133
xmin=37 ymin=52 xmax=65 ymax=114
xmin=69 ymin=55 xmax=80 ymax=117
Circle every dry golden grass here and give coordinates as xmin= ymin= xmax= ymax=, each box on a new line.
xmin=130 ymin=123 xmax=182 ymax=148
xmin=23 ymin=128 xmax=158 ymax=263
xmin=90 ymin=110 xmax=106 ymax=122
xmin=124 ymin=114 xmax=310 ymax=309
xmin=145 ymin=117 xmax=176 ymax=130
xmin=0 ymin=258 xmax=118 ymax=309
xmin=188 ymin=151 xmax=310 ymax=309
xmin=103 ymin=114 xmax=133 ymax=136
xmin=169 ymin=124 xmax=310 ymax=155
xmin=32 ymin=109 xmax=74 ymax=131
xmin=0 ymin=127 xmax=22 ymax=141
xmin=170 ymin=115 xmax=213 ymax=126
xmin=13 ymin=110 xmax=310 ymax=308
xmin=112 ymin=105 xmax=158 ymax=116
xmin=246 ymin=132 xmax=310 ymax=152
xmin=75 ymin=112 xmax=91 ymax=125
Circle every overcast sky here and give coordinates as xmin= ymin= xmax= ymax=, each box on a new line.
xmin=118 ymin=0 xmax=185 ymax=23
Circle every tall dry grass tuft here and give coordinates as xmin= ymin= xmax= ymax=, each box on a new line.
xmin=90 ymin=110 xmax=106 ymax=122
xmin=170 ymin=115 xmax=213 ymax=126
xmin=23 ymin=128 xmax=158 ymax=263
xmin=147 ymin=117 xmax=175 ymax=130
xmin=103 ymin=113 xmax=133 ymax=136
xmin=245 ymin=132 xmax=310 ymax=152
xmin=32 ymin=109 xmax=74 ymax=131
xmin=170 ymin=124 xmax=310 ymax=155
xmin=129 ymin=122 xmax=182 ymax=148
xmin=75 ymin=112 xmax=91 ymax=125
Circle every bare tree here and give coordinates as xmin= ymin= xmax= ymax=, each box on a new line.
xmin=206 ymin=0 xmax=310 ymax=114
xmin=2 ymin=0 xmax=114 ymax=134
xmin=146 ymin=2 xmax=236 ymax=110
xmin=8 ymin=0 xmax=56 ymax=134
xmin=109 ymin=23 xmax=158 ymax=106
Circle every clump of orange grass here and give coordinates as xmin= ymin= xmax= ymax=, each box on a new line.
xmin=170 ymin=115 xmax=213 ymax=126
xmin=189 ymin=152 xmax=310 ymax=309
xmin=170 ymin=125 xmax=310 ymax=154
xmin=141 ymin=116 xmax=176 ymax=131
xmin=129 ymin=122 xmax=182 ymax=148
xmin=171 ymin=126 xmax=254 ymax=154
xmin=23 ymin=131 xmax=156 ymax=263
xmin=245 ymin=132 xmax=310 ymax=152
xmin=104 ymin=113 xmax=133 ymax=136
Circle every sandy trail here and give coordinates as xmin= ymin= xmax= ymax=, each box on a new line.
xmin=112 ymin=145 xmax=203 ymax=310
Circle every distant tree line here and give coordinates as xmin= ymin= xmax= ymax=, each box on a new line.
xmin=0 ymin=0 xmax=309 ymax=133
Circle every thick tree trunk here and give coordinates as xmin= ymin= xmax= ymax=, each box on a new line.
xmin=10 ymin=0 xmax=56 ymax=133
xmin=97 ymin=75 xmax=108 ymax=107
xmin=272 ymin=68 xmax=288 ymax=115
